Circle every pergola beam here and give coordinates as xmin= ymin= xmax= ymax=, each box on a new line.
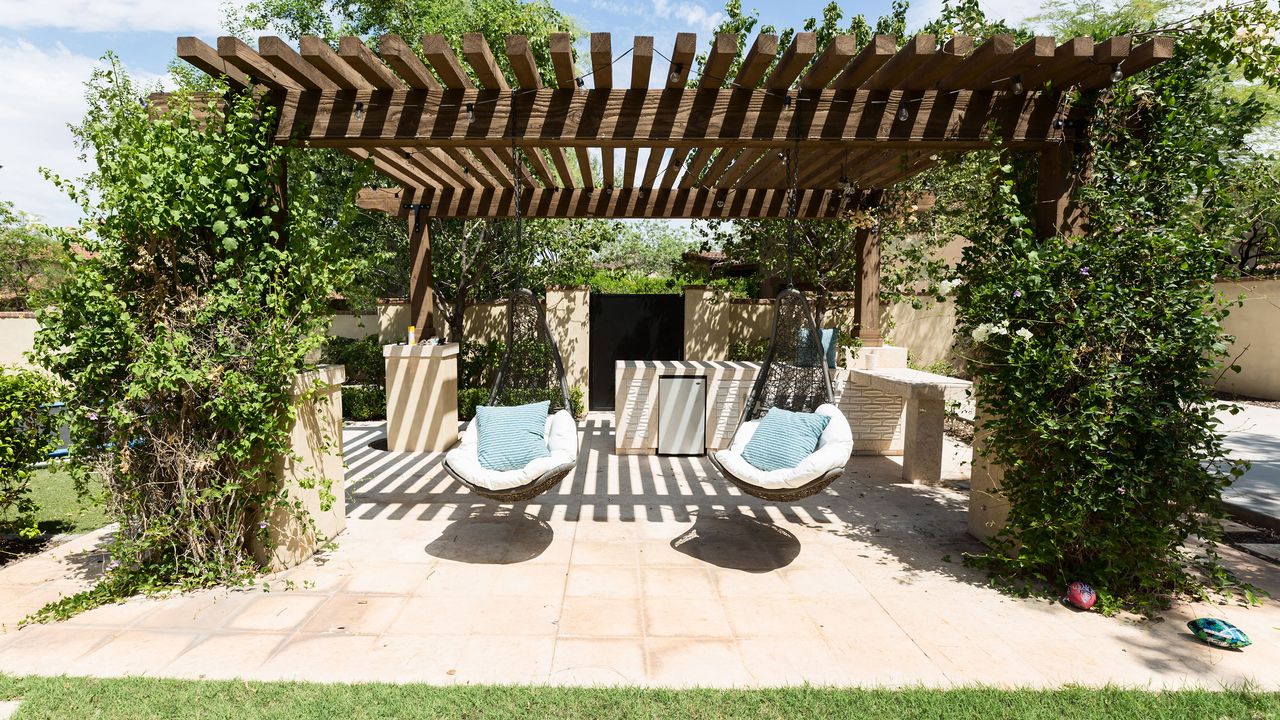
xmin=273 ymin=88 xmax=1068 ymax=149
xmin=357 ymin=186 xmax=869 ymax=219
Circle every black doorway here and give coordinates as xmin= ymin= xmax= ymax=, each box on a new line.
xmin=589 ymin=294 xmax=685 ymax=411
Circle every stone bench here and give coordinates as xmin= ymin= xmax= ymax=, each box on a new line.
xmin=847 ymin=367 xmax=971 ymax=484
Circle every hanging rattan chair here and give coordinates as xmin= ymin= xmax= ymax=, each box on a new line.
xmin=443 ymin=289 xmax=579 ymax=502
xmin=708 ymin=290 xmax=854 ymax=502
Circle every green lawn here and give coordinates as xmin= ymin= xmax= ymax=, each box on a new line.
xmin=2 ymin=467 xmax=108 ymax=563
xmin=24 ymin=467 xmax=108 ymax=536
xmin=0 ymin=676 xmax=1277 ymax=719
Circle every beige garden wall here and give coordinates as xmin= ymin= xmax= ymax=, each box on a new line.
xmin=0 ymin=313 xmax=39 ymax=368
xmin=1216 ymin=276 xmax=1280 ymax=400
xmin=681 ymin=287 xmax=955 ymax=368
xmin=889 ymin=297 xmax=960 ymax=369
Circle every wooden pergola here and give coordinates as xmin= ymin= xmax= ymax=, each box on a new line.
xmin=172 ymin=30 xmax=1173 ymax=343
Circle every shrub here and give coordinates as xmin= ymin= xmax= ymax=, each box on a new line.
xmin=342 ymin=385 xmax=386 ymax=421
xmin=458 ymin=384 xmax=585 ymax=421
xmin=726 ymin=337 xmax=770 ymax=362
xmin=30 ymin=62 xmax=370 ymax=619
xmin=0 ymin=367 xmax=60 ymax=538
xmin=321 ymin=335 xmax=384 ymax=386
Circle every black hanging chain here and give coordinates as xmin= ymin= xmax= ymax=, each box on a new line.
xmin=784 ymin=138 xmax=800 ymax=289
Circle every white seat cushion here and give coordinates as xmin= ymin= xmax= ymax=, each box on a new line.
xmin=713 ymin=404 xmax=852 ymax=490
xmin=446 ymin=409 xmax=578 ymax=491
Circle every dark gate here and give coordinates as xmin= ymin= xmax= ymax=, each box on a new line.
xmin=589 ymin=294 xmax=685 ymax=411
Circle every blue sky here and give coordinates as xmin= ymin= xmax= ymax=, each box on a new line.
xmin=0 ymin=0 xmax=1039 ymax=226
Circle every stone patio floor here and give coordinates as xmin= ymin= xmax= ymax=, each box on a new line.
xmin=0 ymin=414 xmax=1278 ymax=688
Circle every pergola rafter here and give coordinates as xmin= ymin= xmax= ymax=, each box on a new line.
xmin=166 ymin=29 xmax=1173 ymax=339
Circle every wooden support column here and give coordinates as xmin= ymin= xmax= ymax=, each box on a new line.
xmin=407 ymin=212 xmax=435 ymax=337
xmin=854 ymin=225 xmax=883 ymax=347
xmin=1036 ymin=140 xmax=1084 ymax=238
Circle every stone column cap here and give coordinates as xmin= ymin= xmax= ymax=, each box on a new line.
xmin=383 ymin=342 xmax=460 ymax=359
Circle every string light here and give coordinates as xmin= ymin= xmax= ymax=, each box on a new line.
xmin=1110 ymin=64 xmax=1123 ymax=83
xmin=576 ymin=77 xmax=586 ymax=87
xmin=897 ymin=105 xmax=909 ymax=122
xmin=354 ymin=101 xmax=366 ymax=120
xmin=669 ymin=63 xmax=684 ymax=85
xmin=1011 ymin=75 xmax=1024 ymax=95
xmin=465 ymin=103 xmax=475 ymax=123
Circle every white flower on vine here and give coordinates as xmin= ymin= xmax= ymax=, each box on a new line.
xmin=939 ymin=279 xmax=961 ymax=296
xmin=1015 ymin=327 xmax=1033 ymax=341
xmin=971 ymin=320 xmax=1010 ymax=343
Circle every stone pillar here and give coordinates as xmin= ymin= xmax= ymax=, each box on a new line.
xmin=253 ymin=365 xmax=347 ymax=571
xmin=902 ymin=395 xmax=947 ymax=484
xmin=967 ymin=394 xmax=1009 ymax=542
xmin=546 ymin=286 xmax=590 ymax=413
xmin=384 ymin=343 xmax=459 ymax=452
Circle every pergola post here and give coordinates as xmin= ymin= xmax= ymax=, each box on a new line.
xmin=407 ymin=213 xmax=435 ymax=338
xmin=1036 ymin=140 xmax=1084 ymax=238
xmin=854 ymin=225 xmax=883 ymax=347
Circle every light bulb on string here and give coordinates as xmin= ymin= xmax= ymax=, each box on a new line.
xmin=1011 ymin=75 xmax=1024 ymax=95
xmin=1110 ymin=64 xmax=1123 ymax=83
xmin=669 ymin=63 xmax=684 ymax=85
xmin=465 ymin=103 xmax=475 ymax=123
xmin=897 ymin=105 xmax=909 ymax=122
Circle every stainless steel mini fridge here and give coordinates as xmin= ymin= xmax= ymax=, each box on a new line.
xmin=657 ymin=375 xmax=707 ymax=456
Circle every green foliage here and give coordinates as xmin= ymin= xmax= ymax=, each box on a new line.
xmin=459 ymin=338 xmax=505 ymax=390
xmin=726 ymin=337 xmax=770 ymax=362
xmin=342 ymin=385 xmax=386 ymax=421
xmin=582 ymin=271 xmax=681 ymax=294
xmin=457 ymin=384 xmax=585 ymax=421
xmin=0 ymin=202 xmax=68 ymax=311
xmin=457 ymin=386 xmax=490 ymax=422
xmin=0 ymin=367 xmax=61 ymax=539
xmin=951 ymin=1 xmax=1280 ymax=615
xmin=31 ymin=59 xmax=368 ymax=617
xmin=321 ymin=335 xmax=385 ymax=385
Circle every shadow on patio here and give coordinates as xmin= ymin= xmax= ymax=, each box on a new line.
xmin=341 ymin=414 xmax=991 ymax=590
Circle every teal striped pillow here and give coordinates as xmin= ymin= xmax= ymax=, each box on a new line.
xmin=476 ymin=401 xmax=551 ymax=471
xmin=741 ymin=407 xmax=830 ymax=472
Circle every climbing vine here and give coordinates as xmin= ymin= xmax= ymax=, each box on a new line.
xmin=30 ymin=59 xmax=369 ymax=619
xmin=952 ymin=1 xmax=1280 ymax=616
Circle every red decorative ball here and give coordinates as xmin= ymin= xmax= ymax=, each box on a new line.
xmin=1066 ymin=581 xmax=1097 ymax=610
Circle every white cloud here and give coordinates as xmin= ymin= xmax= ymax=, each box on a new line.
xmin=0 ymin=40 xmax=165 ymax=225
xmin=0 ymin=0 xmax=247 ymax=35
xmin=592 ymin=0 xmax=724 ymax=32
xmin=651 ymin=0 xmax=724 ymax=32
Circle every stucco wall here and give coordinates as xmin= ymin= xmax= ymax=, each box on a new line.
xmin=1217 ymin=277 xmax=1280 ymax=400
xmin=888 ymin=297 xmax=959 ymax=369
xmin=681 ymin=287 xmax=955 ymax=370
xmin=0 ymin=313 xmax=39 ymax=368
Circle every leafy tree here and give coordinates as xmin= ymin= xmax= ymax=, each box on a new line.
xmin=30 ymin=59 xmax=369 ymax=618
xmin=950 ymin=0 xmax=1280 ymax=615
xmin=0 ymin=202 xmax=68 ymax=311
xmin=428 ymin=214 xmax=608 ymax=342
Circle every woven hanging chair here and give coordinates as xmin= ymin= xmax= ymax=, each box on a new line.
xmin=709 ymin=288 xmax=853 ymax=502
xmin=443 ymin=289 xmax=579 ymax=502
